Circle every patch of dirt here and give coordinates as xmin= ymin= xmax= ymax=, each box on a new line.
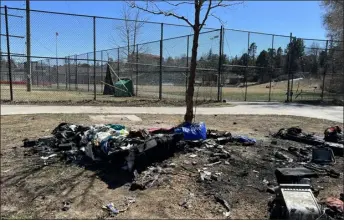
xmin=1 ymin=114 xmax=342 ymax=219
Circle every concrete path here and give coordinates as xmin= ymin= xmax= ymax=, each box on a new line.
xmin=1 ymin=103 xmax=343 ymax=122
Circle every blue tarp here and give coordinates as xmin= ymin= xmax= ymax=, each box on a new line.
xmin=174 ymin=122 xmax=207 ymax=140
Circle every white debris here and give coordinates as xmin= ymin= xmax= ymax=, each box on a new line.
xmin=69 ymin=125 xmax=77 ymax=131
xmin=199 ymin=170 xmax=212 ymax=181
xmin=40 ymin=154 xmax=57 ymax=160
xmin=120 ymin=144 xmax=133 ymax=150
xmin=223 ymin=211 xmax=231 ymax=217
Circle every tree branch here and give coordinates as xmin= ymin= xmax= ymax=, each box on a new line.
xmin=200 ymin=0 xmax=213 ymax=30
xmin=129 ymin=1 xmax=194 ymax=27
xmin=210 ymin=0 xmax=244 ymax=9
xmin=200 ymin=0 xmax=243 ymax=30
xmin=162 ymin=0 xmax=194 ymax=7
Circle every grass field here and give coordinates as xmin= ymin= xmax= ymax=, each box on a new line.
xmin=0 ymin=78 xmax=336 ymax=103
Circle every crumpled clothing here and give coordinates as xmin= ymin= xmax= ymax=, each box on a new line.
xmin=324 ymin=126 xmax=343 ymax=143
xmin=325 ymin=197 xmax=344 ymax=213
xmin=232 ymin=135 xmax=256 ymax=145
xmin=106 ymin=124 xmax=126 ymax=131
xmin=94 ymin=132 xmax=113 ymax=146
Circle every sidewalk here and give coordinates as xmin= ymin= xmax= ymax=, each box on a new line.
xmin=1 ymin=103 xmax=342 ymax=122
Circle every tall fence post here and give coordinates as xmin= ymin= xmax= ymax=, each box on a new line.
xmin=41 ymin=60 xmax=44 ymax=87
xmin=26 ymin=0 xmax=32 ymax=92
xmin=0 ymin=7 xmax=1 ymax=80
xmin=290 ymin=36 xmax=296 ymax=102
xmin=93 ymin=16 xmax=96 ymax=100
xmin=68 ymin=57 xmax=71 ymax=90
xmin=87 ymin=53 xmax=90 ymax=92
xmin=35 ymin=63 xmax=38 ymax=86
xmin=329 ymin=36 xmax=335 ymax=80
xmin=186 ymin=35 xmax=189 ymax=95
xmin=130 ymin=48 xmax=133 ymax=82
xmin=244 ymin=32 xmax=250 ymax=101
xmin=286 ymin=32 xmax=292 ymax=102
xmin=64 ymin=57 xmax=68 ymax=89
xmin=136 ymin=44 xmax=139 ymax=96
xmin=268 ymin=35 xmax=274 ymax=102
xmin=75 ymin=54 xmax=78 ymax=90
xmin=217 ymin=26 xmax=223 ymax=102
xmin=101 ymin=51 xmax=103 ymax=93
xmin=0 ymin=4 xmax=1 ymax=73
xmin=159 ymin=23 xmax=164 ymax=100
xmin=48 ymin=59 xmax=51 ymax=87
xmin=321 ymin=40 xmax=329 ymax=101
xmin=117 ymin=47 xmax=120 ymax=81
xmin=56 ymin=60 xmax=59 ymax=89
xmin=5 ymin=6 xmax=13 ymax=101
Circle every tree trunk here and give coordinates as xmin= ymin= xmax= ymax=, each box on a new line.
xmin=184 ymin=2 xmax=201 ymax=123
xmin=184 ymin=30 xmax=200 ymax=123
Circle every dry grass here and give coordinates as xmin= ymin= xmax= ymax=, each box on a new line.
xmin=0 ymin=83 xmax=287 ymax=102
xmin=1 ymin=113 xmax=342 ymax=219
xmin=1 ymin=78 xmax=329 ymax=103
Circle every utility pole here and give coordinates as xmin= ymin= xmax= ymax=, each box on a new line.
xmin=26 ymin=0 xmax=32 ymax=91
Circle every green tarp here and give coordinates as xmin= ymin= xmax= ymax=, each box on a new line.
xmin=102 ymin=63 xmax=134 ymax=97
xmin=114 ymin=79 xmax=134 ymax=97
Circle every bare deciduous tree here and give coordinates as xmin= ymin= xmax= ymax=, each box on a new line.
xmin=129 ymin=0 xmax=242 ymax=123
xmin=321 ymin=0 xmax=343 ymax=42
xmin=308 ymin=42 xmax=320 ymax=56
xmin=114 ymin=5 xmax=147 ymax=61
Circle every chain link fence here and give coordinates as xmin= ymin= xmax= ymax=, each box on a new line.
xmin=1 ymin=6 xmax=343 ymax=104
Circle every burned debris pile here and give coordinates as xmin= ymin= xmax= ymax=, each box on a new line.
xmin=22 ymin=122 xmax=255 ymax=173
xmin=21 ymin=122 xmax=344 ymax=219
xmin=273 ymin=126 xmax=343 ymax=155
xmin=23 ymin=123 xmax=184 ymax=171
xmin=267 ymin=126 xmax=343 ymax=220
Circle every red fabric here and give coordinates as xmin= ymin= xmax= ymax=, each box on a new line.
xmin=326 ymin=197 xmax=344 ymax=213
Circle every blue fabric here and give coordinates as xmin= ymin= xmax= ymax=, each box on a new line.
xmin=100 ymin=135 xmax=112 ymax=154
xmin=233 ymin=135 xmax=256 ymax=144
xmin=174 ymin=122 xmax=207 ymax=140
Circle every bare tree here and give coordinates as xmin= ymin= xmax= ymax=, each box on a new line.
xmin=114 ymin=5 xmax=147 ymax=61
xmin=129 ymin=0 xmax=242 ymax=123
xmin=321 ymin=0 xmax=343 ymax=42
xmin=307 ymin=42 xmax=320 ymax=56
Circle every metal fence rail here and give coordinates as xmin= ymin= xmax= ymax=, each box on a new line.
xmin=1 ymin=6 xmax=343 ymax=103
